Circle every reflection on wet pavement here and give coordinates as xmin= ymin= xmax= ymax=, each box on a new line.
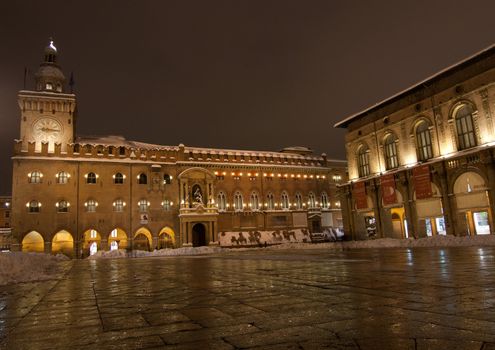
xmin=1 ymin=247 xmax=495 ymax=349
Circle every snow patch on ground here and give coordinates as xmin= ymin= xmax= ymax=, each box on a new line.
xmin=0 ymin=252 xmax=70 ymax=286
xmin=88 ymin=246 xmax=223 ymax=259
xmin=268 ymin=235 xmax=495 ymax=250
xmin=219 ymin=229 xmax=311 ymax=246
xmin=88 ymin=235 xmax=495 ymax=259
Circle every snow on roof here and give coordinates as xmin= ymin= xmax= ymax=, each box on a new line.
xmin=334 ymin=43 xmax=495 ymax=128
xmin=76 ymin=136 xmax=324 ymax=160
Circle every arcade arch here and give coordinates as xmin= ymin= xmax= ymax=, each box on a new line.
xmin=22 ymin=231 xmax=44 ymax=253
xmin=134 ymin=227 xmax=152 ymax=251
xmin=52 ymin=230 xmax=74 ymax=257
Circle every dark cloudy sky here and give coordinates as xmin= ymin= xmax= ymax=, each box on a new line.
xmin=1 ymin=1 xmax=495 ymax=195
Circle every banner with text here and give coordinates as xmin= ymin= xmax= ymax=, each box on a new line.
xmin=381 ymin=174 xmax=397 ymax=206
xmin=353 ymin=181 xmax=368 ymax=210
xmin=413 ymin=165 xmax=432 ymax=200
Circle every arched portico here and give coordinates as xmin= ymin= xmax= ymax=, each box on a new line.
xmin=134 ymin=227 xmax=152 ymax=251
xmin=158 ymin=227 xmax=175 ymax=249
xmin=22 ymin=231 xmax=44 ymax=253
xmin=52 ymin=230 xmax=74 ymax=258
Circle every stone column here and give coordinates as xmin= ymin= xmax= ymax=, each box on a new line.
xmin=436 ymin=162 xmax=455 ymax=236
xmin=44 ymin=241 xmax=52 ymax=254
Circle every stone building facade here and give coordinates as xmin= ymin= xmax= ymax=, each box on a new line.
xmin=0 ymin=196 xmax=12 ymax=250
xmin=335 ymin=44 xmax=495 ymax=240
xmin=11 ymin=40 xmax=346 ymax=258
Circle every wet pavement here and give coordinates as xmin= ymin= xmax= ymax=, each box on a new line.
xmin=1 ymin=247 xmax=495 ymax=349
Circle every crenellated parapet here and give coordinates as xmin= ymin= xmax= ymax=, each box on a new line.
xmin=13 ymin=138 xmax=338 ymax=169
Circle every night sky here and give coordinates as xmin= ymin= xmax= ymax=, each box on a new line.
xmin=1 ymin=1 xmax=495 ymax=195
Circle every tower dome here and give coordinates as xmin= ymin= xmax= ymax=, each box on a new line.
xmin=35 ymin=38 xmax=66 ymax=93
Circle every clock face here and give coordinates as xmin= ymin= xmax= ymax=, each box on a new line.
xmin=32 ymin=118 xmax=63 ymax=142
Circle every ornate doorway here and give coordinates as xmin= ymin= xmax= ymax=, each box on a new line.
xmin=192 ymin=223 xmax=207 ymax=247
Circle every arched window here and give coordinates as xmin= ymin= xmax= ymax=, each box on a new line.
xmin=138 ymin=199 xmax=149 ymax=213
xmin=357 ymin=145 xmax=370 ymax=177
xmin=162 ymin=199 xmax=171 ymax=210
xmin=266 ymin=193 xmax=275 ymax=210
xmin=28 ymin=200 xmax=41 ymax=213
xmin=321 ymin=192 xmax=329 ymax=209
xmin=384 ymin=134 xmax=399 ymax=169
xmin=114 ymin=173 xmax=124 ymax=184
xmin=86 ymin=172 xmax=97 ymax=184
xmin=56 ymin=200 xmax=69 ymax=213
xmin=281 ymin=191 xmax=290 ymax=210
xmin=163 ymin=174 xmax=172 ymax=184
xmin=234 ymin=192 xmax=243 ymax=211
xmin=29 ymin=171 xmax=42 ymax=184
xmin=295 ymin=193 xmax=303 ymax=209
xmin=250 ymin=192 xmax=260 ymax=211
xmin=455 ymin=104 xmax=477 ymax=150
xmin=113 ymin=199 xmax=125 ymax=212
xmin=217 ymin=192 xmax=226 ymax=211
xmin=308 ymin=192 xmax=316 ymax=208
xmin=56 ymin=171 xmax=69 ymax=184
xmin=85 ymin=199 xmax=97 ymax=212
xmin=416 ymin=120 xmax=433 ymax=161
xmin=138 ymin=173 xmax=147 ymax=184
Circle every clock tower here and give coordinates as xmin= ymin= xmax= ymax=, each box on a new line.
xmin=18 ymin=39 xmax=76 ymax=153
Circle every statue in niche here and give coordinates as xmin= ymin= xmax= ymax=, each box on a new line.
xmin=192 ymin=184 xmax=203 ymax=204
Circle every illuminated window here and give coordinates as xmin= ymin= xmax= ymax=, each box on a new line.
xmin=308 ymin=192 xmax=316 ymax=208
xmin=138 ymin=173 xmax=147 ymax=184
xmin=162 ymin=199 xmax=171 ymax=210
xmin=138 ymin=199 xmax=149 ymax=213
xmin=266 ymin=193 xmax=275 ymax=210
xmin=416 ymin=121 xmax=433 ymax=161
xmin=29 ymin=171 xmax=42 ymax=184
xmin=110 ymin=241 xmax=118 ymax=251
xmin=295 ymin=193 xmax=303 ymax=209
xmin=384 ymin=134 xmax=399 ymax=169
xmin=281 ymin=191 xmax=289 ymax=210
xmin=111 ymin=229 xmax=117 ymax=238
xmin=113 ymin=199 xmax=125 ymax=212
xmin=163 ymin=174 xmax=172 ymax=184
xmin=250 ymin=192 xmax=260 ymax=211
xmin=217 ymin=192 xmax=226 ymax=211
xmin=114 ymin=173 xmax=124 ymax=184
xmin=56 ymin=171 xmax=69 ymax=184
xmin=90 ymin=229 xmax=97 ymax=239
xmin=234 ymin=192 xmax=243 ymax=212
xmin=45 ymin=82 xmax=53 ymax=90
xmin=86 ymin=199 xmax=97 ymax=212
xmin=86 ymin=172 xmax=97 ymax=184
xmin=357 ymin=145 xmax=370 ymax=177
xmin=28 ymin=200 xmax=41 ymax=213
xmin=321 ymin=192 xmax=329 ymax=209
xmin=455 ymin=104 xmax=477 ymax=150
xmin=56 ymin=200 xmax=69 ymax=213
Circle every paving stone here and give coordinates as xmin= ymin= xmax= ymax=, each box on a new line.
xmin=2 ymin=247 xmax=495 ymax=349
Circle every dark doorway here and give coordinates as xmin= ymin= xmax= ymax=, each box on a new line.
xmin=311 ymin=220 xmax=321 ymax=233
xmin=192 ymin=223 xmax=207 ymax=247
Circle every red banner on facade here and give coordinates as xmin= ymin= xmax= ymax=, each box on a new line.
xmin=381 ymin=174 xmax=397 ymax=206
xmin=413 ymin=165 xmax=432 ymax=200
xmin=353 ymin=181 xmax=368 ymax=209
